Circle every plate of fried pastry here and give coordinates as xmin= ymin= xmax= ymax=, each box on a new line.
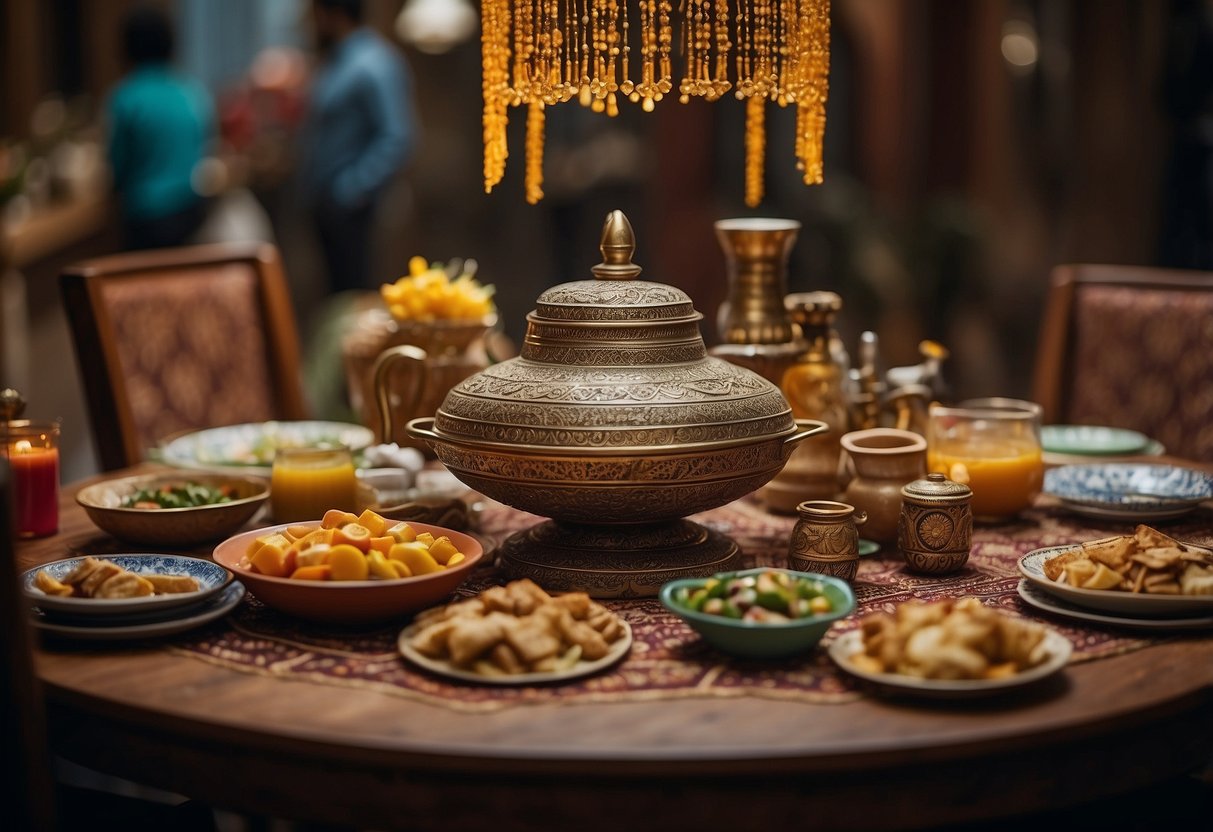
xmin=398 ymin=579 xmax=632 ymax=685
xmin=829 ymin=597 xmax=1072 ymax=699
xmin=23 ymin=554 xmax=234 ymax=616
xmin=1018 ymin=525 xmax=1213 ymax=616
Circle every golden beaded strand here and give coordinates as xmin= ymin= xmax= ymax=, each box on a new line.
xmin=485 ymin=0 xmax=830 ymax=205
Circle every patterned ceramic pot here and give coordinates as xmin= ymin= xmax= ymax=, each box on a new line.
xmin=840 ymin=428 xmax=928 ymax=544
xmin=395 ymin=211 xmax=827 ymax=525
xmin=789 ymin=500 xmax=867 ymax=582
xmin=898 ymin=472 xmax=973 ymax=575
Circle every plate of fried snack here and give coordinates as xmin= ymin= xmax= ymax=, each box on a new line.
xmin=23 ymin=554 xmax=233 ymax=616
xmin=1018 ymin=525 xmax=1213 ymax=616
xmin=829 ymin=597 xmax=1072 ymax=698
xmin=398 ymin=579 xmax=632 ymax=685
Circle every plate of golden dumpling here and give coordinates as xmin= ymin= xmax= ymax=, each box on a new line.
xmin=829 ymin=597 xmax=1071 ymax=698
xmin=1018 ymin=525 xmax=1213 ymax=616
xmin=399 ymin=579 xmax=632 ymax=685
xmin=22 ymin=554 xmax=233 ymax=616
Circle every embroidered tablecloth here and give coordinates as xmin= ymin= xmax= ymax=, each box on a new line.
xmin=168 ymin=497 xmax=1213 ymax=712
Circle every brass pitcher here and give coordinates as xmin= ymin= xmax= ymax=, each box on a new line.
xmin=353 ymin=314 xmax=502 ymax=452
xmin=757 ymin=291 xmax=850 ymax=513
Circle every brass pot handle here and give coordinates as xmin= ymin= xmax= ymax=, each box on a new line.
xmin=372 ymin=345 xmax=429 ymax=445
xmin=853 ymin=510 xmax=868 ymax=526
xmin=405 ymin=417 xmax=438 ymax=442
xmin=784 ymin=418 xmax=829 ymax=447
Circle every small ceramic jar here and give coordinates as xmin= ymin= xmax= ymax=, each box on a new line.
xmin=789 ymin=500 xmax=867 ymax=582
xmin=898 ymin=473 xmax=973 ymax=575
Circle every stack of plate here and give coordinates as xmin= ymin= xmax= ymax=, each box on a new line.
xmin=1043 ymin=462 xmax=1213 ymax=522
xmin=1018 ymin=545 xmax=1213 ymax=631
xmin=1040 ymin=424 xmax=1163 ymax=467
xmin=21 ymin=555 xmax=244 ymax=641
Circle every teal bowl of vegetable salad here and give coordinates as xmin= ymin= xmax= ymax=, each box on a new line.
xmin=77 ymin=472 xmax=270 ymax=547
xmin=660 ymin=567 xmax=856 ymax=659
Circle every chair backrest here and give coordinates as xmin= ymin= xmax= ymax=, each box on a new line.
xmin=1032 ymin=263 xmax=1213 ymax=461
xmin=61 ymin=242 xmax=309 ymax=471
xmin=1 ymin=460 xmax=57 ymax=831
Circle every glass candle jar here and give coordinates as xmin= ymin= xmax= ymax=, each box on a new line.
xmin=270 ymin=445 xmax=358 ymax=523
xmin=926 ymin=398 xmax=1043 ymax=521
xmin=3 ymin=420 xmax=60 ymax=538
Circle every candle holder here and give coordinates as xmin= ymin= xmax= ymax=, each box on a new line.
xmin=2 ymin=419 xmax=61 ymax=538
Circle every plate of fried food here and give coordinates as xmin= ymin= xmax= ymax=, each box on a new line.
xmin=828 ymin=597 xmax=1072 ymax=699
xmin=1018 ymin=525 xmax=1213 ymax=616
xmin=398 ymin=579 xmax=632 ymax=685
xmin=1016 ymin=579 xmax=1213 ymax=631
xmin=23 ymin=554 xmax=234 ymax=616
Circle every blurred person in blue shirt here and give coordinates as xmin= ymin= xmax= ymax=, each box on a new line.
xmin=302 ymin=0 xmax=418 ymax=294
xmin=106 ymin=6 xmax=214 ymax=251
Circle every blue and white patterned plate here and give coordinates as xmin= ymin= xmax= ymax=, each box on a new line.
xmin=30 ymin=582 xmax=245 ymax=641
xmin=23 ymin=554 xmax=233 ymax=616
xmin=157 ymin=421 xmax=375 ymax=476
xmin=1044 ymin=463 xmax=1213 ymax=521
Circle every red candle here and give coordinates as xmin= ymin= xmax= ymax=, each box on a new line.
xmin=10 ymin=436 xmax=59 ymax=538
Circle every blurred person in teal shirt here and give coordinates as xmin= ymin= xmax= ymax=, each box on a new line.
xmin=106 ymin=6 xmax=214 ymax=251
xmin=301 ymin=0 xmax=417 ymax=294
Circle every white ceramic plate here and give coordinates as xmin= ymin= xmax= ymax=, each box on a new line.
xmin=158 ymin=421 xmax=375 ymax=476
xmin=828 ymin=628 xmax=1072 ymax=698
xmin=1041 ymin=425 xmax=1151 ymax=456
xmin=397 ymin=619 xmax=632 ymax=686
xmin=30 ymin=582 xmax=244 ymax=641
xmin=1017 ymin=580 xmax=1213 ymax=631
xmin=828 ymin=628 xmax=1071 ymax=699
xmin=22 ymin=554 xmax=233 ymax=616
xmin=1018 ymin=544 xmax=1213 ymax=616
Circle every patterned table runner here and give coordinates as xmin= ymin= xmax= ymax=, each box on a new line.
xmin=170 ymin=498 xmax=1213 ymax=712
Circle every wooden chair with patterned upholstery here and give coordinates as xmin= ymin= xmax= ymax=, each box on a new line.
xmin=60 ymin=242 xmax=310 ymax=471
xmin=1032 ymin=263 xmax=1213 ymax=462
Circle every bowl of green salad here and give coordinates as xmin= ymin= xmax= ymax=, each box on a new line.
xmin=660 ymin=567 xmax=856 ymax=659
xmin=76 ymin=472 xmax=270 ymax=546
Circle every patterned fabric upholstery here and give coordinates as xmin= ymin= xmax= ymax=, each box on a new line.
xmin=100 ymin=263 xmax=277 ymax=455
xmin=1067 ymin=283 xmax=1213 ymax=460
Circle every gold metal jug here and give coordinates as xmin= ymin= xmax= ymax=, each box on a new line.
xmin=349 ymin=312 xmax=502 ymax=452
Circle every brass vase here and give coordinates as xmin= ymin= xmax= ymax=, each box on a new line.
xmin=388 ymin=211 xmax=827 ymax=598
xmin=709 ymin=217 xmax=803 ymax=387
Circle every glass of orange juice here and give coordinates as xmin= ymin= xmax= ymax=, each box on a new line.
xmin=926 ymin=398 xmax=1043 ymax=521
xmin=270 ymin=445 xmax=358 ymax=522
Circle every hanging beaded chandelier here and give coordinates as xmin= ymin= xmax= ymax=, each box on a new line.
xmin=480 ymin=0 xmax=830 ymax=206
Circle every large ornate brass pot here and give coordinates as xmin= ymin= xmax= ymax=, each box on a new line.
xmin=379 ymin=211 xmax=826 ymax=597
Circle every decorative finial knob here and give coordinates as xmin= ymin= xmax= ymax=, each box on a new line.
xmin=0 ymin=388 xmax=26 ymax=422
xmin=591 ymin=210 xmax=642 ymax=280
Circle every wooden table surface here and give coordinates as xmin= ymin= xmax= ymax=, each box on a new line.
xmin=19 ymin=462 xmax=1213 ymax=831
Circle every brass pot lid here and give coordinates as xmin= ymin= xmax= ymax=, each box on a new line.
xmin=431 ymin=211 xmax=797 ymax=453
xmin=901 ymin=472 xmax=972 ymax=504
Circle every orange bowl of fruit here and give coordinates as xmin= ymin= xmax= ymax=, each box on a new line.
xmin=211 ymin=507 xmax=484 ymax=624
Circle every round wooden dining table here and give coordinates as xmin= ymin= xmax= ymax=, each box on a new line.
xmin=18 ymin=461 xmax=1213 ymax=831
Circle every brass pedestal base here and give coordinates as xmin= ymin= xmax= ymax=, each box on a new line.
xmin=498 ymin=519 xmax=741 ymax=598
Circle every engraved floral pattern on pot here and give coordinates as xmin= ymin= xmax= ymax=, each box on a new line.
xmin=916 ymin=511 xmax=955 ymax=551
xmin=537 ymin=280 xmax=691 ymax=307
